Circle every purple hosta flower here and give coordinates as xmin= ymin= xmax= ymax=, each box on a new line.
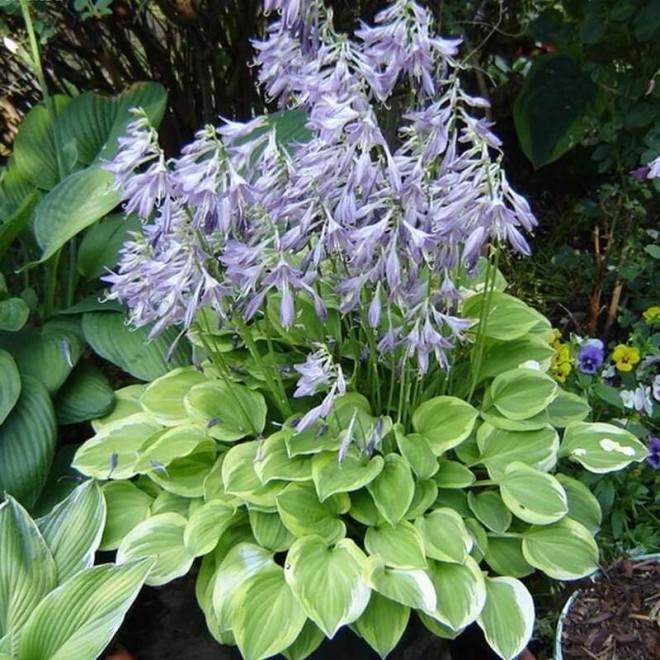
xmin=631 ymin=166 xmax=650 ymax=181
xmin=620 ymin=385 xmax=654 ymax=416
xmin=577 ymin=339 xmax=604 ymax=374
xmin=647 ymin=437 xmax=660 ymax=469
xmin=648 ymin=154 xmax=660 ymax=179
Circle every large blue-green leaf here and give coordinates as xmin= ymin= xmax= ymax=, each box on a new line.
xmin=54 ymin=362 xmax=115 ymax=425
xmin=0 ymin=350 xmax=20 ymax=425
xmin=0 ymin=376 xmax=56 ymax=508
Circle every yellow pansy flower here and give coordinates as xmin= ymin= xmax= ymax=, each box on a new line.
xmin=550 ymin=334 xmax=572 ymax=382
xmin=611 ymin=344 xmax=640 ymax=372
xmin=551 ymin=360 xmax=571 ymax=383
xmin=643 ymin=306 xmax=660 ymax=324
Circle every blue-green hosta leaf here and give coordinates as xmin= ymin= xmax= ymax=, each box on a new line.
xmin=34 ymin=167 xmax=121 ymax=262
xmin=477 ymin=577 xmax=535 ymax=660
xmin=434 ymin=461 xmax=476 ymax=488
xmin=276 ymin=483 xmax=346 ymax=545
xmin=555 ymin=474 xmax=602 ymax=533
xmin=282 ymin=620 xmax=325 ymax=660
xmin=394 ymin=429 xmax=439 ymax=479
xmin=100 ymin=481 xmax=154 ymax=551
xmin=184 ymin=500 xmax=239 ymax=556
xmin=185 ymin=380 xmax=267 ymax=440
xmin=54 ymin=361 xmax=115 ymax=425
xmin=0 ymin=350 xmax=20 ymax=425
xmin=545 ymin=390 xmax=590 ymax=427
xmin=364 ymin=521 xmax=427 ymax=570
xmin=0 ymin=497 xmax=57 ymax=640
xmin=312 ymin=448 xmax=384 ymax=502
xmin=255 ymin=431 xmax=313 ymax=483
xmin=0 ymin=376 xmax=56 ymax=508
xmin=140 ymin=366 xmax=209 ymax=426
xmin=488 ymin=368 xmax=557 ymax=421
xmin=467 ymin=491 xmax=512 ymax=534
xmin=36 ymin=481 xmax=105 ymax=583
xmin=366 ymin=454 xmax=414 ymax=525
xmin=82 ymin=312 xmax=191 ymax=381
xmin=415 ymin=508 xmax=473 ymax=564
xmin=222 ymin=441 xmax=286 ymax=510
xmin=560 ymin=422 xmax=648 ymax=473
xmin=147 ymin=446 xmax=217 ymax=498
xmin=353 ymin=593 xmax=410 ymax=659
xmin=363 ymin=556 xmax=436 ymax=612
xmin=498 ymin=462 xmax=567 ymax=525
xmin=476 ymin=423 xmax=559 ymax=479
xmin=484 ymin=538 xmax=534 ymax=579
xmin=117 ymin=513 xmax=194 ymax=586
xmin=462 ymin=292 xmax=544 ymax=342
xmin=285 ymin=536 xmax=370 ymax=638
xmin=233 ymin=567 xmax=307 ymax=660
xmin=412 ymin=396 xmax=478 ymax=455
xmin=0 ymin=298 xmax=29 ymax=332
xmin=427 ymin=557 xmax=486 ymax=632
xmin=247 ymin=510 xmax=295 ymax=552
xmin=134 ymin=425 xmax=214 ymax=472
xmin=522 ymin=518 xmax=599 ymax=580
xmin=17 ymin=559 xmax=153 ymax=660
xmin=72 ymin=413 xmax=162 ymax=480
xmin=212 ymin=543 xmax=276 ymax=635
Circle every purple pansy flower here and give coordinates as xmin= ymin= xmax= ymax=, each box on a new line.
xmin=577 ymin=339 xmax=604 ymax=374
xmin=647 ymin=437 xmax=660 ymax=469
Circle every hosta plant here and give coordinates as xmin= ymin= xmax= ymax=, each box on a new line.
xmin=0 ymin=480 xmax=152 ymax=660
xmin=73 ymin=1 xmax=649 ymax=659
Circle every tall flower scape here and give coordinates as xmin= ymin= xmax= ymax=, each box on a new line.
xmin=107 ymin=0 xmax=536 ymax=423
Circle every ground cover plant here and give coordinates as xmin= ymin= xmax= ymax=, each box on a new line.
xmin=68 ymin=1 xmax=653 ymax=658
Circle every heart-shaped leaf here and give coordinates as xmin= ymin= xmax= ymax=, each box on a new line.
xmin=412 ymin=396 xmax=478 ymax=455
xmin=312 ymin=449 xmax=384 ymax=502
xmin=364 ymin=521 xmax=427 ymax=570
xmin=366 ymin=454 xmax=414 ymax=525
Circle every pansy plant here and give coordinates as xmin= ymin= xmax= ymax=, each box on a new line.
xmin=73 ymin=1 xmax=650 ymax=659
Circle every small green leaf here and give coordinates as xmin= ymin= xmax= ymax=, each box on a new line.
xmin=233 ymin=567 xmax=307 ymax=660
xmin=415 ymin=508 xmax=473 ymax=564
xmin=364 ymin=521 xmax=427 ymax=569
xmin=363 ymin=555 xmax=436 ymax=612
xmin=184 ymin=500 xmax=239 ymax=556
xmin=412 ymin=396 xmax=478 ymax=455
xmin=434 ymin=461 xmax=476 ymax=488
xmin=498 ymin=462 xmax=567 ymax=525
xmin=366 ymin=454 xmax=414 ymax=525
xmin=427 ymin=557 xmax=486 ymax=631
xmin=353 ymin=593 xmax=410 ymax=659
xmin=248 ymin=510 xmax=295 ymax=552
xmin=555 ymin=474 xmax=602 ymax=533
xmin=312 ymin=449 xmax=384 ymax=502
xmin=134 ymin=425 xmax=214 ymax=472
xmin=255 ymin=432 xmax=313 ymax=483
xmin=394 ymin=429 xmax=439 ymax=479
xmin=522 ymin=518 xmax=599 ymax=580
xmin=560 ymin=422 xmax=648 ymax=473
xmin=488 ymin=368 xmax=557 ymax=421
xmin=185 ymin=381 xmax=267 ymax=440
xmin=148 ymin=447 xmax=217 ymax=498
xmin=484 ymin=537 xmax=534 ymax=579
xmin=285 ymin=536 xmax=370 ymax=638
xmin=545 ymin=390 xmax=590 ymax=427
xmin=477 ymin=577 xmax=534 ymax=660
xmin=100 ymin=481 xmax=153 ymax=551
xmin=405 ymin=480 xmax=439 ymax=520
xmin=282 ymin=620 xmax=325 ymax=660
xmin=117 ymin=512 xmax=194 ymax=586
xmin=468 ymin=491 xmax=512 ymax=534
xmin=276 ymin=482 xmax=346 ymax=545
xmin=0 ymin=298 xmax=29 ymax=332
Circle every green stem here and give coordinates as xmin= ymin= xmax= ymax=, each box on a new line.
xmin=43 ymin=251 xmax=61 ymax=319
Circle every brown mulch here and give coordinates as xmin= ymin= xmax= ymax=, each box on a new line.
xmin=561 ymin=558 xmax=660 ymax=659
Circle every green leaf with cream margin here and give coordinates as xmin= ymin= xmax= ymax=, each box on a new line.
xmin=284 ymin=536 xmax=370 ymax=637
xmin=522 ymin=518 xmax=599 ymax=580
xmin=184 ymin=500 xmax=239 ymax=556
xmin=487 ymin=368 xmax=557 ymax=421
xmin=559 ymin=422 xmax=648 ymax=473
xmin=17 ymin=560 xmax=153 ymax=660
xmin=366 ymin=454 xmax=415 ymax=525
xmin=364 ymin=521 xmax=427 ymax=570
xmin=415 ymin=508 xmax=473 ymax=564
xmin=497 ymin=462 xmax=568 ymax=525
xmin=412 ymin=396 xmax=478 ymax=455
xmin=353 ymin=593 xmax=410 ymax=659
xmin=477 ymin=577 xmax=534 ymax=660
xmin=312 ymin=449 xmax=384 ymax=502
xmin=117 ymin=513 xmax=194 ymax=586
xmin=233 ymin=567 xmax=306 ymax=660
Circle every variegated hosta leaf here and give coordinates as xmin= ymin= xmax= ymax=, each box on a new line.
xmin=477 ymin=577 xmax=534 ymax=660
xmin=364 ymin=521 xmax=427 ymax=570
xmin=36 ymin=480 xmax=106 ymax=582
xmin=184 ymin=500 xmax=239 ymax=556
xmin=415 ymin=508 xmax=473 ymax=564
xmin=17 ymin=560 xmax=153 ymax=660
xmin=100 ymin=481 xmax=154 ymax=551
xmin=366 ymin=454 xmax=415 ymax=525
xmin=353 ymin=593 xmax=410 ymax=658
xmin=312 ymin=449 xmax=384 ymax=502
xmin=411 ymin=396 xmax=479 ymax=455
xmin=233 ymin=566 xmax=307 ymax=660
xmin=285 ymin=536 xmax=370 ymax=638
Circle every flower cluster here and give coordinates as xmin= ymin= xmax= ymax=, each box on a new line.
xmin=550 ymin=330 xmax=572 ymax=382
xmin=105 ymin=0 xmax=537 ymax=390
